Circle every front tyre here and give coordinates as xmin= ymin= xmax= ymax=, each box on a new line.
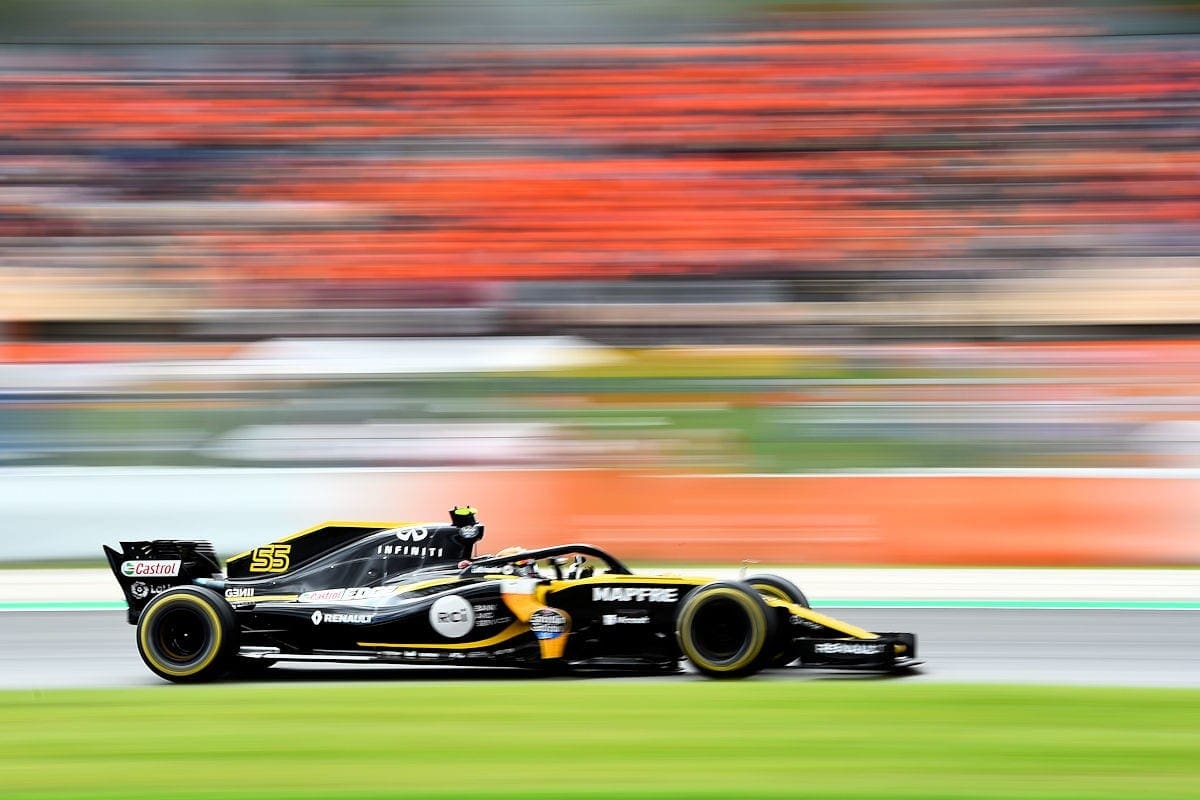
xmin=136 ymin=587 xmax=236 ymax=683
xmin=745 ymin=574 xmax=809 ymax=609
xmin=676 ymin=581 xmax=777 ymax=679
xmin=746 ymin=574 xmax=809 ymax=666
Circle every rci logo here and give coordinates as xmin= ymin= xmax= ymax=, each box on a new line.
xmin=429 ymin=595 xmax=474 ymax=638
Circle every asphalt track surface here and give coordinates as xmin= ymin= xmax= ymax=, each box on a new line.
xmin=3 ymin=608 xmax=1197 ymax=690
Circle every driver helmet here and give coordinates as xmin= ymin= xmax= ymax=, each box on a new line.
xmin=495 ymin=545 xmax=540 ymax=578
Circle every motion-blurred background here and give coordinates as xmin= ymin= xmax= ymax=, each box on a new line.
xmin=3 ymin=0 xmax=1200 ymax=564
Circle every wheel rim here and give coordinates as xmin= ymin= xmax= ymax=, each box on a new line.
xmin=690 ymin=597 xmax=753 ymax=665
xmin=152 ymin=606 xmax=210 ymax=664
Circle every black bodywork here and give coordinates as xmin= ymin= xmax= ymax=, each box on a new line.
xmin=104 ymin=512 xmax=920 ymax=678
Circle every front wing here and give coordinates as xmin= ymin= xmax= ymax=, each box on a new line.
xmin=791 ymin=631 xmax=920 ymax=671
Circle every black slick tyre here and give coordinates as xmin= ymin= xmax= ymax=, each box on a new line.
xmin=676 ymin=581 xmax=777 ymax=679
xmin=745 ymin=574 xmax=809 ymax=667
xmin=745 ymin=574 xmax=809 ymax=608
xmin=136 ymin=586 xmax=237 ymax=683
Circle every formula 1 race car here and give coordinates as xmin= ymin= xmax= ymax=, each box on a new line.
xmin=104 ymin=507 xmax=920 ymax=682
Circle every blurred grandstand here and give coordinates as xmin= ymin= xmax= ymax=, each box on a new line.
xmin=2 ymin=0 xmax=1200 ymax=472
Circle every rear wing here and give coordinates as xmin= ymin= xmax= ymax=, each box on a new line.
xmin=102 ymin=540 xmax=223 ymax=624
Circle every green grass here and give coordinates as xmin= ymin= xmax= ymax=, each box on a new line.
xmin=1 ymin=682 xmax=1197 ymax=799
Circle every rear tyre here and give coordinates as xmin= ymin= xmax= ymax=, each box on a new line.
xmin=746 ymin=574 xmax=809 ymax=666
xmin=136 ymin=586 xmax=237 ymax=683
xmin=676 ymin=581 xmax=777 ymax=679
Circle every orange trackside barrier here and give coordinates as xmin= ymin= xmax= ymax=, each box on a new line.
xmin=383 ymin=470 xmax=1200 ymax=566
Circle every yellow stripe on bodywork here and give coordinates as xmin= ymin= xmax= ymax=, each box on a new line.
xmin=230 ymin=575 xmax=458 ymax=606
xmin=765 ymin=597 xmax=878 ymax=640
xmin=225 ymin=594 xmax=299 ymax=605
xmin=225 ymin=579 xmax=459 ymax=608
xmin=358 ymin=620 xmax=528 ymax=650
xmin=389 ymin=578 xmax=460 ymax=596
xmin=225 ymin=520 xmax=413 ymax=565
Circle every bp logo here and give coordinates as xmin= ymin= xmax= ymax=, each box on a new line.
xmin=429 ymin=595 xmax=474 ymax=639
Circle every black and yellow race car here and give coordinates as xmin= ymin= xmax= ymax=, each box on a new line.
xmin=103 ymin=507 xmax=920 ymax=683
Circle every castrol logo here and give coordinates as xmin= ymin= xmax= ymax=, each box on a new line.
xmin=120 ymin=560 xmax=181 ymax=578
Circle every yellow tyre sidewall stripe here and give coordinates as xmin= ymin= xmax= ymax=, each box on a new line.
xmin=138 ymin=593 xmax=225 ymax=678
xmin=678 ymin=587 xmax=768 ymax=674
xmin=751 ymin=583 xmax=793 ymax=603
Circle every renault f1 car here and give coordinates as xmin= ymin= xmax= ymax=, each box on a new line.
xmin=104 ymin=507 xmax=920 ymax=682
